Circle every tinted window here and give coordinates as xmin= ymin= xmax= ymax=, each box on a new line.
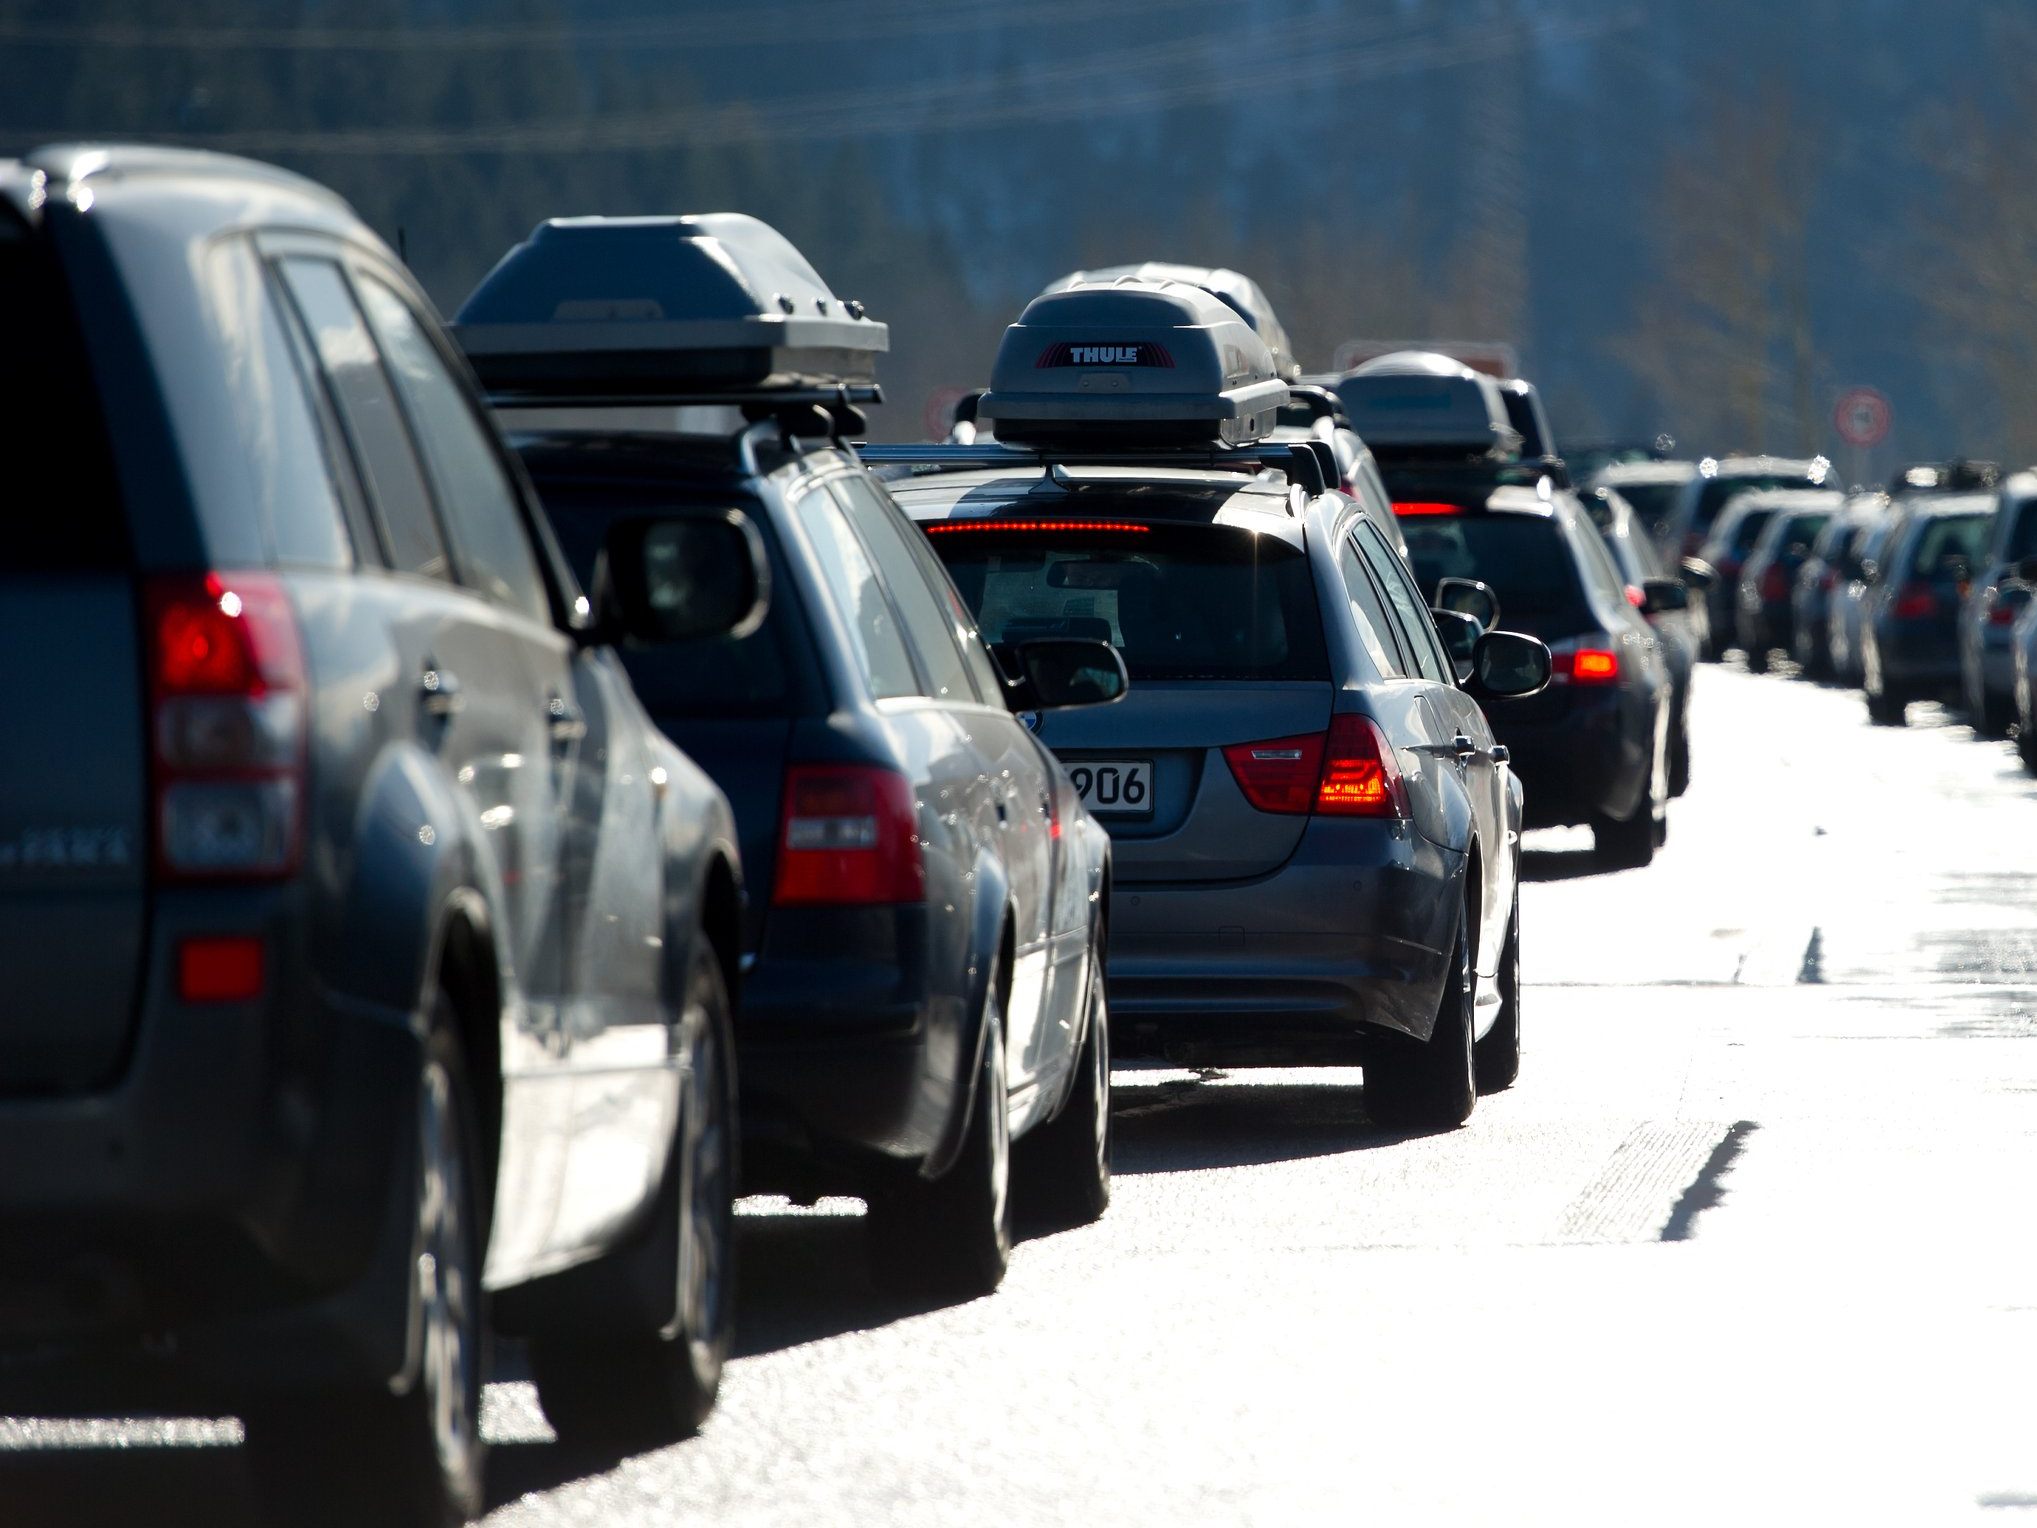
xmin=1716 ymin=509 xmax=1777 ymax=558
xmin=1905 ymin=514 xmax=1993 ymax=581
xmin=1338 ymin=537 xmax=1408 ymax=676
xmin=0 ymin=227 xmax=127 ymax=571
xmin=280 ymin=259 xmax=449 ymax=581
xmin=355 ymin=276 xmax=551 ymax=622
xmin=1356 ymin=521 xmax=1450 ymax=682
xmin=932 ymin=521 xmax=1328 ymax=683
xmin=533 ymin=478 xmax=800 ymax=717
xmin=2004 ymin=501 xmax=2037 ymax=564
xmin=793 ymin=487 xmax=921 ymax=700
xmin=1610 ymin=481 xmax=1682 ymax=539
xmin=1767 ymin=513 xmax=1831 ymax=557
xmin=1692 ymin=473 xmax=1819 ymax=535
xmin=1403 ymin=514 xmax=1594 ymax=639
xmin=830 ymin=477 xmax=978 ymax=703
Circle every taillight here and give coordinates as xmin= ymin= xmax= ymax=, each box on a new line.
xmin=178 ymin=936 xmax=265 ymax=1003
xmin=1760 ymin=566 xmax=1789 ymax=602
xmin=1392 ymin=501 xmax=1463 ymax=517
xmin=1891 ymin=585 xmax=1937 ymax=620
xmin=1222 ymin=715 xmax=1407 ymax=819
xmin=145 ymin=572 xmax=306 ymax=881
xmin=1553 ymin=648 xmax=1620 ymax=684
xmin=1989 ymin=595 xmax=2020 ymax=627
xmin=772 ymin=765 xmax=924 ymax=906
xmin=1625 ymin=584 xmax=1647 ymax=609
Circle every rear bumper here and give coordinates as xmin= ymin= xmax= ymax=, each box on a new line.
xmin=1105 ymin=820 xmax=1459 ymax=1065
xmin=0 ymin=902 xmax=422 ymax=1410
xmin=1489 ymin=690 xmax=1641 ymax=828
xmin=1738 ymin=600 xmax=1793 ymax=654
xmin=1876 ymin=624 xmax=1963 ymax=695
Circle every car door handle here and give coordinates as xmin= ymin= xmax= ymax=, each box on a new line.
xmin=1415 ymin=735 xmax=1480 ymax=761
xmin=419 ymin=668 xmax=462 ymax=718
xmin=1486 ymin=744 xmax=1510 ymax=765
xmin=546 ymin=694 xmax=586 ymax=744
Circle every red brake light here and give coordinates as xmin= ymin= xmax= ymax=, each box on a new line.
xmin=1392 ymin=502 xmax=1464 ymax=517
xmin=923 ymin=520 xmax=1150 ymax=536
xmin=1891 ymin=585 xmax=1937 ymax=620
xmin=1990 ymin=596 xmax=2020 ymax=627
xmin=178 ymin=936 xmax=265 ymax=1003
xmin=145 ymin=573 xmax=306 ymax=882
xmin=1624 ymin=584 xmax=1647 ymax=608
xmin=1554 ymin=648 xmax=1620 ymax=684
xmin=1222 ymin=716 xmax=1408 ymax=819
xmin=772 ymin=765 xmax=925 ymax=906
xmin=1760 ymin=566 xmax=1789 ymax=602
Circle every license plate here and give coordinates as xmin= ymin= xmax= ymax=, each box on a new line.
xmin=1067 ymin=759 xmax=1154 ymax=818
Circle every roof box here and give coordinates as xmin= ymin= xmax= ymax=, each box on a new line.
xmin=978 ymin=279 xmax=1288 ymax=449
xmin=1334 ymin=351 xmax=1522 ymax=461
xmin=1043 ymin=263 xmax=1300 ymax=380
xmin=451 ymin=213 xmax=886 ymax=405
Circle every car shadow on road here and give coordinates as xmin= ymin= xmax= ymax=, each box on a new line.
xmin=0 ymin=1437 xmax=255 ymax=1528
xmin=1110 ymin=1073 xmax=1433 ymax=1175
xmin=1520 ymin=845 xmax=1609 ymax=882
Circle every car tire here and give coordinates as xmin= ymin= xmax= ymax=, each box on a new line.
xmin=2020 ymin=722 xmax=2037 ymax=775
xmin=528 ymin=943 xmax=736 ymax=1450
xmin=1366 ymin=896 xmax=1476 ymax=1131
xmin=866 ymin=963 xmax=1013 ymax=1299
xmin=1667 ymin=714 xmax=1691 ymax=798
xmin=1973 ymin=687 xmax=2012 ymax=739
xmin=1473 ymin=890 xmax=1521 ymax=1094
xmin=244 ymin=994 xmax=487 ymax=1528
xmin=1013 ymin=955 xmax=1112 ymax=1229
xmin=1591 ymin=777 xmax=1658 ymax=870
xmin=1745 ymin=644 xmax=1770 ymax=674
xmin=1867 ymin=686 xmax=1908 ymax=727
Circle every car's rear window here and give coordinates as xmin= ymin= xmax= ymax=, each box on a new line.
xmin=1720 ymin=509 xmax=1777 ymax=557
xmin=1400 ymin=512 xmax=1593 ymax=638
xmin=1765 ymin=513 xmax=1831 ymax=555
xmin=0 ymin=224 xmax=128 ymax=572
xmin=1905 ymin=514 xmax=1993 ymax=581
xmin=1693 ymin=474 xmax=1818 ymax=533
xmin=2004 ymin=500 xmax=2037 ymax=563
xmin=928 ymin=520 xmax=1328 ymax=682
xmin=1610 ymin=481 xmax=1682 ymax=538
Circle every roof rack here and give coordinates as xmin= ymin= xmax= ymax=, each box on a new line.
xmin=857 ymin=440 xmax=1329 ymax=498
xmin=1276 ymin=383 xmax=1348 ymax=429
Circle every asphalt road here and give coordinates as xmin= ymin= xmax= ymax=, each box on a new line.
xmin=9 ymin=666 xmax=2037 ymax=1525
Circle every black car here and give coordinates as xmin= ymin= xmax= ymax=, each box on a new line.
xmin=1861 ymin=493 xmax=1997 ymax=725
xmin=875 ymin=277 xmax=1550 ymax=1129
xmin=1393 ymin=469 xmax=1675 ymax=866
xmin=1664 ymin=454 xmax=1836 ymax=564
xmin=1734 ymin=493 xmax=1840 ymax=672
xmin=459 ymin=215 xmax=1122 ymax=1296
xmin=0 ymin=147 xmax=762 ymax=1525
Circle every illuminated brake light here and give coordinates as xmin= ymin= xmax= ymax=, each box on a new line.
xmin=1554 ymin=648 xmax=1620 ymax=684
xmin=1891 ymin=585 xmax=1937 ymax=620
xmin=1990 ymin=596 xmax=2020 ymax=627
xmin=145 ymin=573 xmax=306 ymax=881
xmin=923 ymin=520 xmax=1150 ymax=536
xmin=1624 ymin=584 xmax=1647 ymax=608
xmin=1221 ymin=716 xmax=1407 ymax=819
xmin=772 ymin=765 xmax=924 ymax=906
xmin=1392 ymin=502 xmax=1463 ymax=517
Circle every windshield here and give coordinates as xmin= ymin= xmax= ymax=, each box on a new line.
xmin=929 ymin=520 xmax=1327 ymax=682
xmin=1611 ymin=481 xmax=1683 ymax=540
xmin=1903 ymin=514 xmax=1993 ymax=583
xmin=1401 ymin=513 xmax=1595 ymax=639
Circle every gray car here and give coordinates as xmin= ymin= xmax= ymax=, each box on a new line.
xmin=1591 ymin=459 xmax=1698 ymax=551
xmin=1957 ymin=471 xmax=2037 ymax=736
xmin=1584 ymin=485 xmax=1707 ymax=795
xmin=0 ymin=146 xmax=758 ymax=1526
xmin=1828 ymin=505 xmax=1900 ymax=684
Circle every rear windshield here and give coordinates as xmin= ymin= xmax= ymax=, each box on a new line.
xmin=527 ymin=475 xmax=809 ymax=716
xmin=1718 ymin=509 xmax=1777 ymax=557
xmin=1693 ymin=473 xmax=1819 ymax=533
xmin=1765 ymin=512 xmax=1831 ymax=555
xmin=1400 ymin=513 xmax=1592 ymax=638
xmin=1610 ymin=481 xmax=1682 ymax=538
xmin=928 ymin=520 xmax=1328 ymax=682
xmin=0 ymin=225 xmax=127 ymax=571
xmin=2005 ymin=501 xmax=2037 ymax=563
xmin=1904 ymin=514 xmax=1993 ymax=581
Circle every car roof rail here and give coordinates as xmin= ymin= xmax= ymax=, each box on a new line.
xmin=857 ymin=439 xmax=1329 ymax=499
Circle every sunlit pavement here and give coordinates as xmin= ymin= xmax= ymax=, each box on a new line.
xmin=9 ymin=666 xmax=2037 ymax=1525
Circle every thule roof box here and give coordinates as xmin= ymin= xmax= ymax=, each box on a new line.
xmin=1333 ymin=351 xmax=1523 ymax=462
xmin=1042 ymin=263 xmax=1301 ymax=381
xmin=977 ymin=279 xmax=1288 ymax=450
xmin=451 ymin=213 xmax=886 ymax=411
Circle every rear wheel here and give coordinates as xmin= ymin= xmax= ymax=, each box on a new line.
xmin=1667 ymin=711 xmax=1691 ymax=798
xmin=1473 ymin=891 xmax=1521 ymax=1094
xmin=1366 ymin=897 xmax=1476 ymax=1131
xmin=1591 ymin=771 xmax=1659 ymax=869
xmin=1745 ymin=644 xmax=1770 ymax=674
xmin=245 ymin=998 xmax=486 ymax=1528
xmin=1867 ymin=686 xmax=1908 ymax=727
xmin=529 ymin=944 xmax=736 ymax=1449
xmin=867 ymin=963 xmax=1012 ymax=1299
xmin=1014 ymin=957 xmax=1112 ymax=1229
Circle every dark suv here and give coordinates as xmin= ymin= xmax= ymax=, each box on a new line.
xmin=0 ymin=147 xmax=758 ymax=1525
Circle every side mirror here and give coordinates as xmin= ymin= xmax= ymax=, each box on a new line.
xmin=594 ymin=510 xmax=769 ymax=644
xmin=1434 ymin=576 xmax=1501 ymax=631
xmin=1005 ymin=639 xmax=1128 ymax=712
xmin=1431 ymin=608 xmax=1483 ymax=679
xmin=1640 ymin=577 xmax=1688 ymax=615
xmin=1679 ymin=557 xmax=1718 ymax=590
xmin=1466 ymin=629 xmax=1552 ymax=701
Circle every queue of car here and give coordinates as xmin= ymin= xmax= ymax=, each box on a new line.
xmin=3 ymin=144 xmax=1719 ymax=1527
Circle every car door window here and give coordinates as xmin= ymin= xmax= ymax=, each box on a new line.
xmin=1356 ymin=521 xmax=1452 ymax=682
xmin=1338 ymin=534 xmax=1410 ymax=677
xmin=792 ymin=484 xmax=921 ymax=701
xmin=279 ymin=258 xmax=450 ymax=582
xmin=829 ymin=475 xmax=979 ymax=703
xmin=354 ymin=273 xmax=554 ymax=625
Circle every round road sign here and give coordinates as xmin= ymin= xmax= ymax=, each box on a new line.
xmin=1834 ymin=387 xmax=1892 ymax=449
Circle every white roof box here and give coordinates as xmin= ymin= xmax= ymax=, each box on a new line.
xmin=978 ymin=279 xmax=1288 ymax=448
xmin=1042 ymin=263 xmax=1300 ymax=381
xmin=451 ymin=213 xmax=887 ymax=405
xmin=1334 ymin=350 xmax=1523 ymax=460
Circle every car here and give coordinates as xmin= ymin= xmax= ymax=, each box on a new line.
xmin=1861 ymin=492 xmax=1998 ymax=725
xmin=1589 ymin=458 xmax=1698 ymax=557
xmin=1693 ymin=490 xmax=1788 ymax=660
xmin=1582 ymin=486 xmax=1710 ymax=795
xmin=1791 ymin=495 xmax=1887 ymax=679
xmin=1332 ymin=350 xmax=1524 ymax=462
xmin=1270 ymin=382 xmax=1411 ymax=557
xmin=1391 ymin=469 xmax=1676 ymax=866
xmin=1734 ymin=492 xmax=1841 ymax=672
xmin=2010 ymin=590 xmax=2037 ymax=772
xmin=0 ymin=146 xmax=762 ymax=1526
xmin=459 ymin=214 xmax=1124 ymax=1296
xmin=1663 ymin=453 xmax=1836 ymax=563
xmin=1956 ymin=471 xmax=2037 ymax=736
xmin=1827 ymin=501 xmax=1899 ymax=685
xmin=1498 ymin=376 xmax=1557 ymax=460
xmin=873 ymin=277 xmax=1552 ymax=1130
